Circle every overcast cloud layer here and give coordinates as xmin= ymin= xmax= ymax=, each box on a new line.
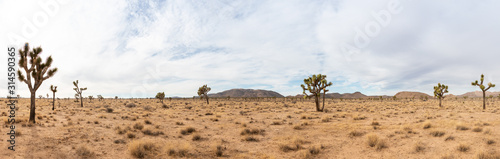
xmin=1 ymin=0 xmax=500 ymax=98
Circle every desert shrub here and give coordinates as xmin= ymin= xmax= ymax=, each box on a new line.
xmin=456 ymin=124 xmax=470 ymax=131
xmin=348 ymin=130 xmax=364 ymax=137
xmin=144 ymin=120 xmax=152 ymax=125
xmin=129 ymin=140 xmax=159 ymax=158
xmin=215 ymin=145 xmax=224 ymax=157
xmin=487 ymin=139 xmax=495 ymax=145
xmin=472 ymin=127 xmax=483 ymax=132
xmin=423 ymin=122 xmax=432 ymax=129
xmin=445 ymin=136 xmax=455 ymax=141
xmin=457 ymin=143 xmax=470 ymax=152
xmin=271 ymin=121 xmax=282 ymax=125
xmin=134 ymin=123 xmax=144 ymax=130
xmin=106 ymin=108 xmax=113 ymax=113
xmin=127 ymin=132 xmax=136 ymax=139
xmin=142 ymin=128 xmax=164 ymax=136
xmin=430 ymin=130 xmax=445 ymax=137
xmin=376 ymin=139 xmax=388 ymax=151
xmin=126 ymin=103 xmax=136 ymax=108
xmin=180 ymin=127 xmax=196 ymax=135
xmin=166 ymin=143 xmax=191 ymax=157
xmin=240 ymin=128 xmax=264 ymax=135
xmin=367 ymin=134 xmax=379 ymax=147
xmin=414 ymin=141 xmax=425 ymax=152
xmin=279 ymin=137 xmax=306 ymax=152
xmin=371 ymin=121 xmax=380 ymax=126
xmin=243 ymin=136 xmax=259 ymax=142
xmin=192 ymin=134 xmax=201 ymax=141
xmin=476 ymin=151 xmax=500 ymax=159
xmin=76 ymin=146 xmax=95 ymax=159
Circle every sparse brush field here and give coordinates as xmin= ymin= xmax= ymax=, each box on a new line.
xmin=1 ymin=98 xmax=500 ymax=158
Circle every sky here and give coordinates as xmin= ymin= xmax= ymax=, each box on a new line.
xmin=1 ymin=0 xmax=500 ymax=98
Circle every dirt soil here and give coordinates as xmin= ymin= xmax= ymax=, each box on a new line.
xmin=1 ymin=98 xmax=499 ymax=159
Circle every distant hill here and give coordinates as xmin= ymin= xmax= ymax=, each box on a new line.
xmin=457 ymin=91 xmax=500 ymax=98
xmin=289 ymin=91 xmax=369 ymax=99
xmin=208 ymin=89 xmax=284 ymax=98
xmin=394 ymin=91 xmax=432 ymax=98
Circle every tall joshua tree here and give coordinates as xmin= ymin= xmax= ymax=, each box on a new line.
xmin=50 ymin=85 xmax=57 ymax=110
xmin=73 ymin=80 xmax=87 ymax=107
xmin=156 ymin=92 xmax=165 ymax=103
xmin=17 ymin=43 xmax=58 ymax=123
xmin=301 ymin=74 xmax=333 ymax=112
xmin=433 ymin=83 xmax=448 ymax=107
xmin=197 ymin=84 xmax=211 ymax=104
xmin=471 ymin=74 xmax=495 ymax=109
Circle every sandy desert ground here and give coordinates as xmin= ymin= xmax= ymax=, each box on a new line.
xmin=1 ymin=97 xmax=499 ymax=159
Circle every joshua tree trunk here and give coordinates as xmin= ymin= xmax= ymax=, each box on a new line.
xmin=205 ymin=94 xmax=209 ymax=104
xmin=483 ymin=91 xmax=486 ymax=110
xmin=30 ymin=91 xmax=36 ymax=123
xmin=80 ymin=94 xmax=83 ymax=107
xmin=52 ymin=92 xmax=55 ymax=110
xmin=439 ymin=98 xmax=442 ymax=107
xmin=315 ymin=95 xmax=321 ymax=112
xmin=322 ymin=89 xmax=325 ymax=111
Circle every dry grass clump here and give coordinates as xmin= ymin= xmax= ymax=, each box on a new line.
xmin=142 ymin=128 xmax=164 ymax=136
xmin=348 ymin=130 xmax=365 ymax=137
xmin=486 ymin=139 xmax=495 ymax=145
xmin=165 ymin=143 xmax=191 ymax=158
xmin=240 ymin=128 xmax=264 ymax=135
xmin=133 ymin=122 xmax=144 ymax=130
xmin=472 ymin=127 xmax=483 ymax=132
xmin=180 ymin=127 xmax=196 ymax=135
xmin=76 ymin=146 xmax=95 ymax=159
xmin=129 ymin=139 xmax=159 ymax=158
xmin=116 ymin=126 xmax=131 ymax=134
xmin=423 ymin=122 xmax=432 ymax=129
xmin=414 ymin=141 xmax=425 ymax=153
xmin=375 ymin=139 xmax=388 ymax=150
xmin=371 ymin=121 xmax=380 ymax=126
xmin=367 ymin=133 xmax=379 ymax=147
xmin=192 ymin=134 xmax=201 ymax=141
xmin=456 ymin=124 xmax=470 ymax=131
xmin=457 ymin=143 xmax=470 ymax=152
xmin=279 ymin=137 xmax=307 ymax=152
xmin=430 ymin=130 xmax=446 ymax=137
xmin=215 ymin=145 xmax=224 ymax=157
xmin=242 ymin=136 xmax=259 ymax=142
xmin=353 ymin=114 xmax=367 ymax=120
xmin=127 ymin=132 xmax=136 ymax=139
xmin=476 ymin=151 xmax=500 ymax=159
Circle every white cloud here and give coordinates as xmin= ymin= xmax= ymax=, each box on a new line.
xmin=1 ymin=0 xmax=500 ymax=98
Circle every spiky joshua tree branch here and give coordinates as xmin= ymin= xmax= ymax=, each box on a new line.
xmin=433 ymin=83 xmax=448 ymax=107
xmin=301 ymin=74 xmax=332 ymax=112
xmin=471 ymin=74 xmax=495 ymax=109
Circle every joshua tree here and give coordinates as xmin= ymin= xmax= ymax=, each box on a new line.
xmin=88 ymin=95 xmax=93 ymax=103
xmin=301 ymin=74 xmax=333 ymax=112
xmin=156 ymin=92 xmax=165 ymax=103
xmin=17 ymin=43 xmax=58 ymax=123
xmin=97 ymin=95 xmax=103 ymax=101
xmin=115 ymin=96 xmax=118 ymax=100
xmin=433 ymin=83 xmax=448 ymax=107
xmin=39 ymin=95 xmax=43 ymax=99
xmin=73 ymin=80 xmax=87 ymax=107
xmin=471 ymin=74 xmax=495 ymax=109
xmin=197 ymin=84 xmax=211 ymax=104
xmin=50 ymin=85 xmax=57 ymax=110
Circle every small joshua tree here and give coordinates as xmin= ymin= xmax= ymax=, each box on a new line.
xmin=301 ymin=74 xmax=333 ymax=112
xmin=50 ymin=85 xmax=57 ymax=110
xmin=197 ymin=84 xmax=211 ymax=104
xmin=115 ymin=96 xmax=118 ymax=100
xmin=433 ymin=83 xmax=448 ymax=107
xmin=73 ymin=80 xmax=87 ymax=107
xmin=97 ymin=95 xmax=104 ymax=101
xmin=39 ymin=95 xmax=43 ymax=99
xmin=156 ymin=92 xmax=165 ymax=103
xmin=88 ymin=95 xmax=93 ymax=103
xmin=471 ymin=74 xmax=495 ymax=109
